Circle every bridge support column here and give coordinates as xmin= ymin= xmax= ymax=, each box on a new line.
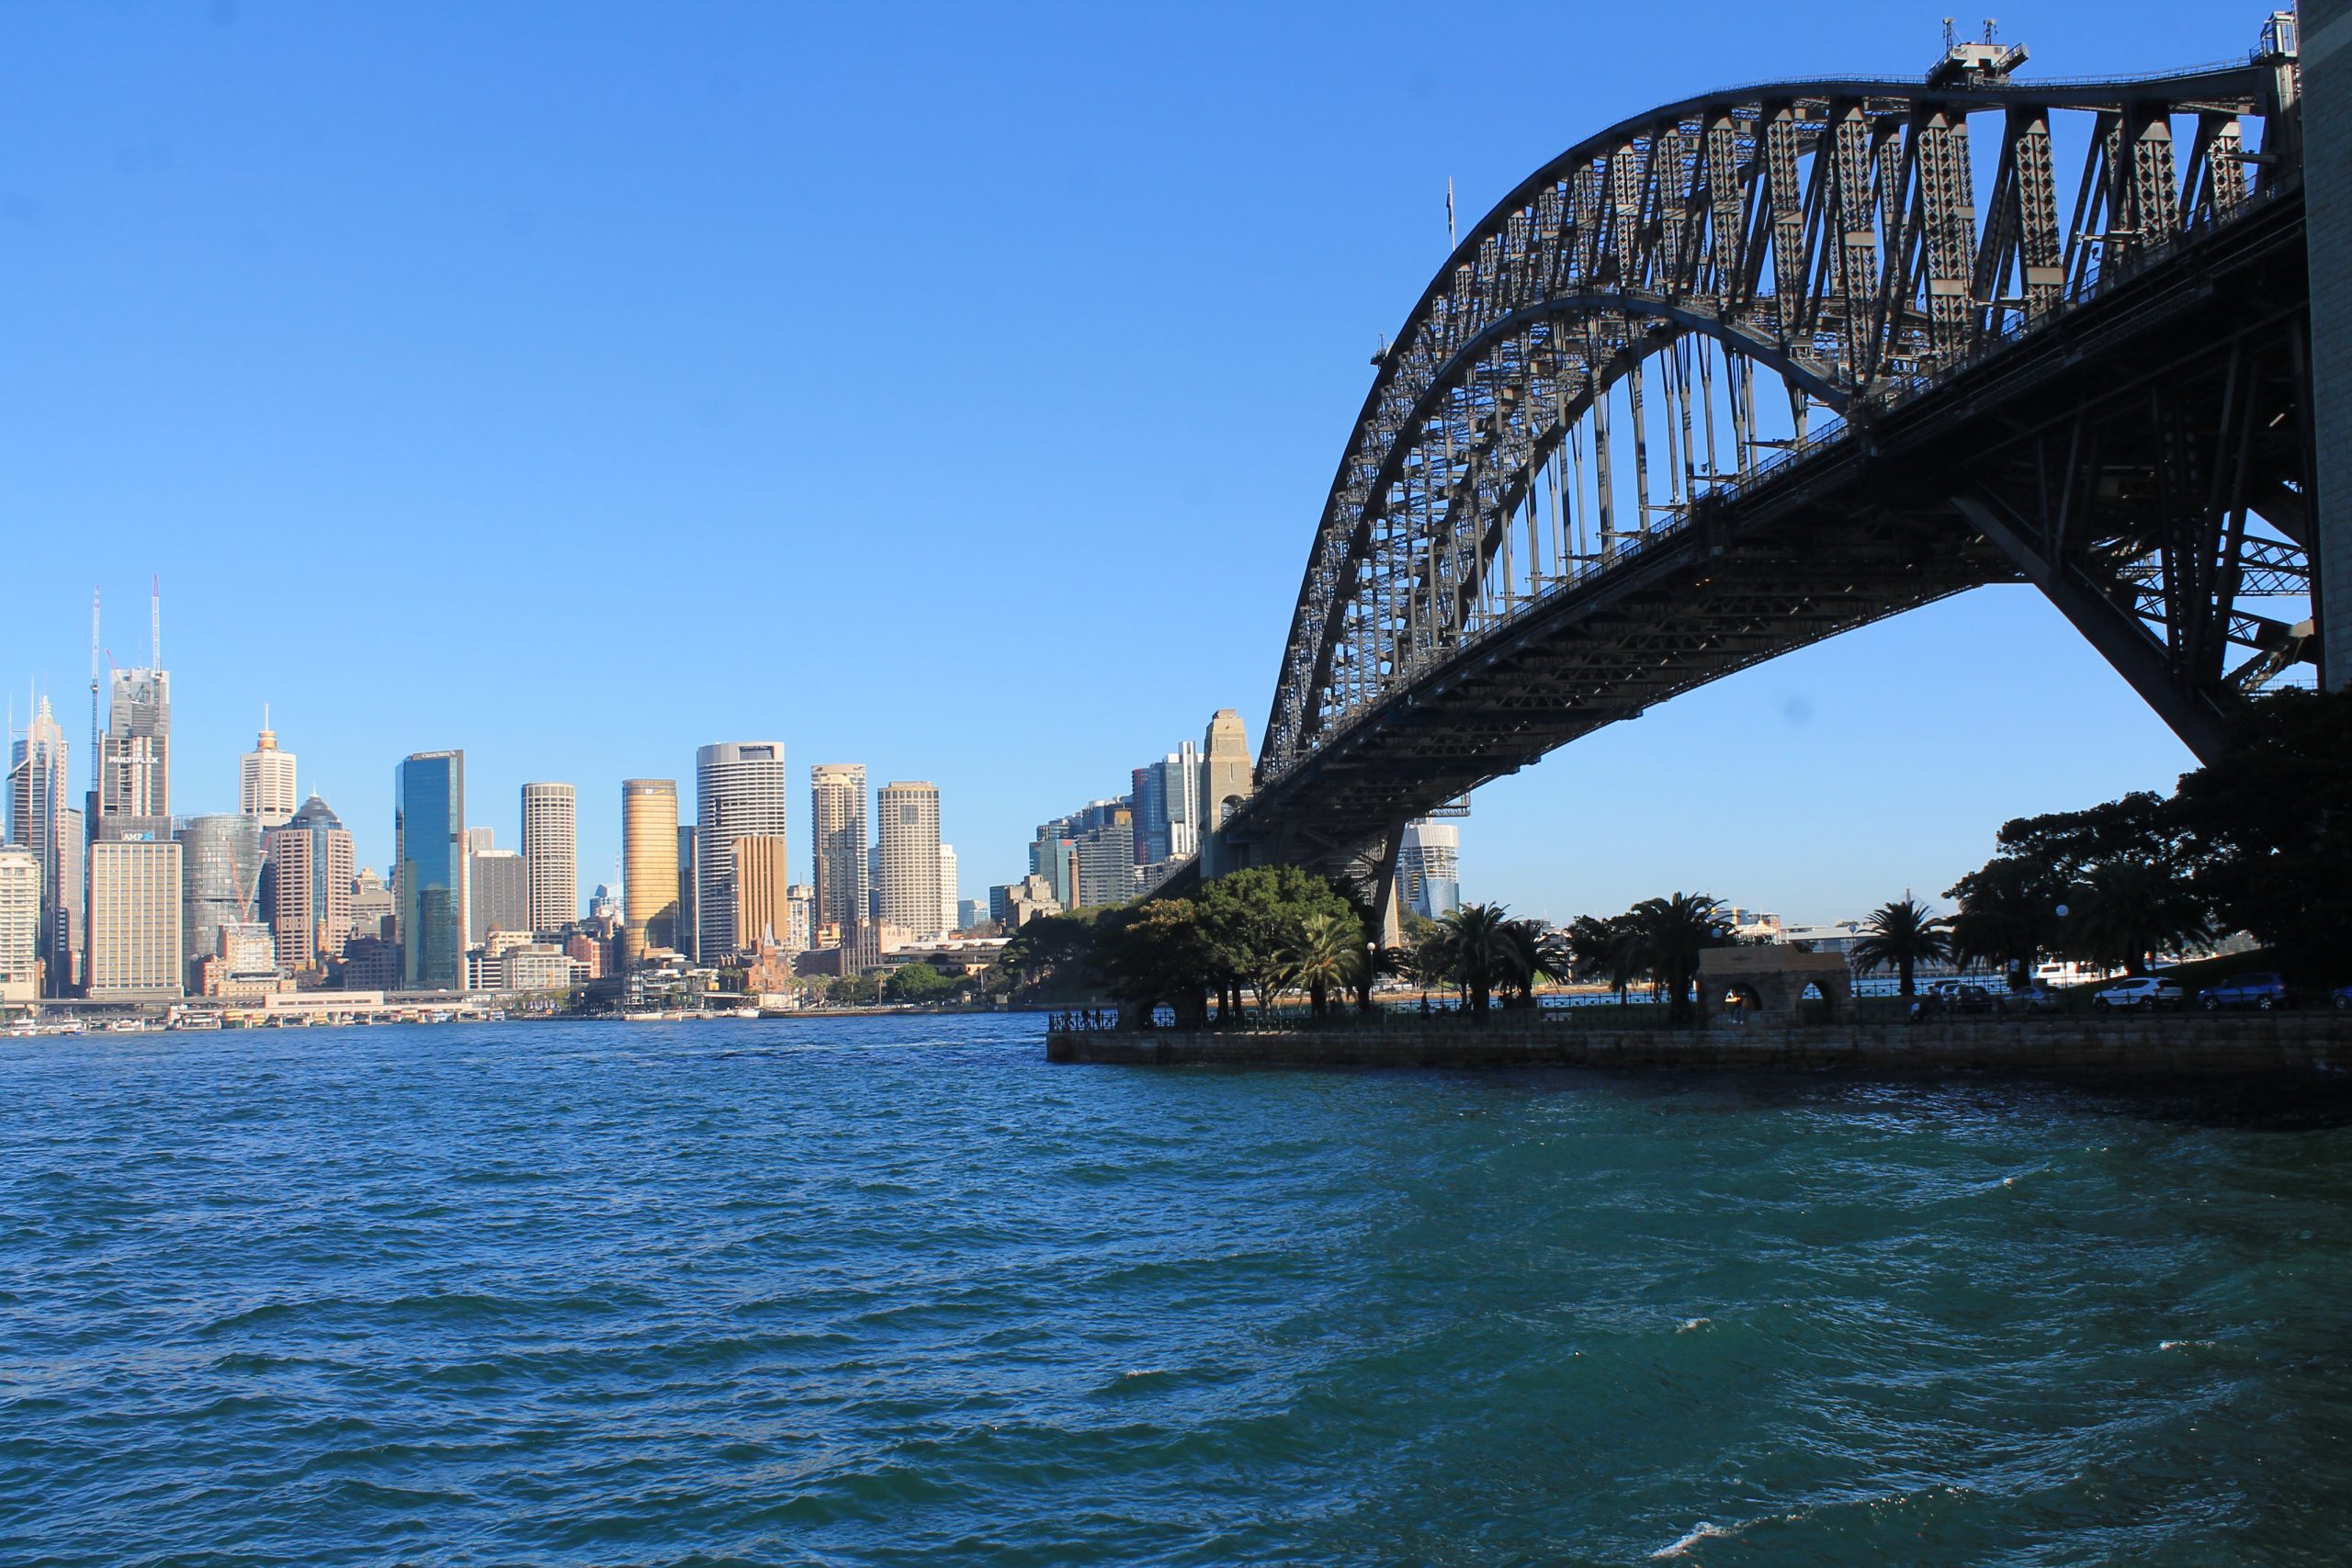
xmin=2307 ymin=0 xmax=2352 ymax=689
xmin=1952 ymin=492 xmax=2230 ymax=761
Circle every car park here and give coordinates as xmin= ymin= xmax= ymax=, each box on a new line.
xmin=1996 ymin=985 xmax=2064 ymax=1017
xmin=2092 ymin=976 xmax=2185 ymax=1010
xmin=2199 ymin=972 xmax=2289 ymax=1011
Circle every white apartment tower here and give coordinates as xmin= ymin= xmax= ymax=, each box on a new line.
xmin=239 ymin=713 xmax=298 ymax=828
xmin=521 ymin=783 xmax=578 ymax=935
xmin=876 ymin=782 xmax=944 ymax=941
xmin=938 ymin=843 xmax=958 ymax=935
xmin=695 ymin=741 xmax=788 ymax=961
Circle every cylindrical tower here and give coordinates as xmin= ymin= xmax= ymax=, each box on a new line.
xmin=620 ymin=779 xmax=679 ymax=965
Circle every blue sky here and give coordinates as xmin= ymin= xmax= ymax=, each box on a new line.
xmin=0 ymin=0 xmax=2263 ymax=922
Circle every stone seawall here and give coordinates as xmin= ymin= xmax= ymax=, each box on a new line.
xmin=1046 ymin=1015 xmax=2352 ymax=1077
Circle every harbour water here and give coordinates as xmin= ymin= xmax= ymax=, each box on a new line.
xmin=6 ymin=1014 xmax=2351 ymax=1565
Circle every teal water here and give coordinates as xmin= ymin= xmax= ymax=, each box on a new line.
xmin=6 ymin=1015 xmax=2351 ymax=1565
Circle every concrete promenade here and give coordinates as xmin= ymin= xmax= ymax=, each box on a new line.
xmin=1047 ymin=1014 xmax=2352 ymax=1077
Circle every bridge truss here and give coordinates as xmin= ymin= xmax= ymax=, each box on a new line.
xmin=1235 ymin=33 xmax=2314 ymax=899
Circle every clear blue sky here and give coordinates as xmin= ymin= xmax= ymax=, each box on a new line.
xmin=0 ymin=0 xmax=2266 ymax=923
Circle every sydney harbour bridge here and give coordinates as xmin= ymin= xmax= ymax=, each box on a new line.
xmin=1161 ymin=15 xmax=2343 ymax=933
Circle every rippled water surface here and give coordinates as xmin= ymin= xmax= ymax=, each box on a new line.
xmin=7 ymin=1016 xmax=2352 ymax=1565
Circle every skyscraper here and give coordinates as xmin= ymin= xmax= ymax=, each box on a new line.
xmin=175 ymin=814 xmax=265 ymax=984
xmin=730 ymin=834 xmax=792 ymax=951
xmin=396 ymin=750 xmax=467 ymax=990
xmin=99 ymin=588 xmax=172 ymax=821
xmin=8 ymin=695 xmax=74 ymax=994
xmin=239 ymin=715 xmax=298 ymax=828
xmin=695 ymin=741 xmax=788 ymax=962
xmin=809 ymin=763 xmax=868 ymax=943
xmin=938 ymin=842 xmax=958 ymax=936
xmin=266 ymin=795 xmax=355 ymax=973
xmin=877 ymin=782 xmax=943 ymax=940
xmin=467 ymin=848 xmax=529 ymax=942
xmin=87 ymin=837 xmax=182 ymax=997
xmin=521 ymin=783 xmax=577 ymax=935
xmin=1396 ymin=819 xmax=1463 ymax=921
xmin=1136 ymin=740 xmax=1201 ymax=864
xmin=676 ymin=824 xmax=698 ymax=962
xmin=1033 ymin=798 xmax=1135 ymax=909
xmin=620 ymin=778 xmax=680 ymax=965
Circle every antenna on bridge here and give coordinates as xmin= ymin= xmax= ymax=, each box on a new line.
xmin=1942 ymin=17 xmax=1956 ymax=50
xmin=1445 ymin=177 xmax=1456 ymax=251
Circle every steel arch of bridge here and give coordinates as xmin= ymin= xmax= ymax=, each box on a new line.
xmin=1257 ymin=41 xmax=2314 ymax=830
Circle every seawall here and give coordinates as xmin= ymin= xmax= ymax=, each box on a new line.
xmin=1046 ymin=1014 xmax=2352 ymax=1077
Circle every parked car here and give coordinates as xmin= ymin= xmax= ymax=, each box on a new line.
xmin=2335 ymin=986 xmax=2352 ymax=1013
xmin=1910 ymin=981 xmax=1996 ymax=1020
xmin=2092 ymin=976 xmax=2186 ymax=1010
xmin=1997 ymin=985 xmax=2064 ymax=1018
xmin=2199 ymin=972 xmax=2289 ymax=1011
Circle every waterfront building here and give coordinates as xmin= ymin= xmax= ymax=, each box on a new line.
xmin=175 ymin=814 xmax=266 ymax=987
xmin=938 ymin=843 xmax=958 ymax=935
xmin=810 ymin=764 xmax=868 ymax=943
xmin=695 ymin=741 xmax=788 ymax=963
xmin=620 ymin=778 xmax=680 ymax=964
xmin=87 ymin=837 xmax=182 ymax=998
xmin=785 ymin=883 xmax=815 ymax=953
xmin=467 ymin=848 xmax=529 ymax=942
xmin=0 ymin=846 xmax=38 ymax=1002
xmin=1396 ymin=819 xmax=1462 ymax=921
xmin=1197 ymin=709 xmax=1252 ymax=875
xmin=730 ymin=835 xmax=792 ymax=953
xmin=500 ymin=942 xmax=576 ymax=993
xmin=521 ymin=783 xmax=577 ymax=935
xmin=396 ymin=750 xmax=467 ymax=991
xmin=877 ymin=782 xmax=944 ymax=941
xmin=8 ymin=695 xmax=76 ymax=994
xmin=266 ymin=795 xmax=356 ymax=973
xmin=238 ymin=716 xmax=298 ymax=828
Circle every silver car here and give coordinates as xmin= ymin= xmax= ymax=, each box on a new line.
xmin=2091 ymin=976 xmax=2185 ymax=1010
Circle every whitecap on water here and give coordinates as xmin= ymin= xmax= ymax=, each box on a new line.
xmin=1651 ymin=1520 xmax=1737 ymax=1558
xmin=1676 ymin=1317 xmax=1711 ymax=1334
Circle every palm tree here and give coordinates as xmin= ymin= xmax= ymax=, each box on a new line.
xmin=1849 ymin=895 xmax=1952 ymax=998
xmin=1565 ymin=913 xmax=1645 ymax=1004
xmin=1283 ymin=909 xmax=1368 ymax=1021
xmin=2067 ymin=861 xmax=2211 ymax=976
xmin=1626 ymin=893 xmax=1732 ymax=1025
xmin=1498 ymin=918 xmax=1552 ymax=1008
xmin=1406 ymin=927 xmax=1454 ymax=1014
xmin=1437 ymin=902 xmax=1515 ymax=1020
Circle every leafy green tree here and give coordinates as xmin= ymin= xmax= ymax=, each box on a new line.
xmin=886 ymin=962 xmax=954 ymax=1003
xmin=1626 ymin=893 xmax=1733 ymax=1024
xmin=825 ymin=973 xmax=882 ymax=1006
xmin=1849 ymin=896 xmax=1952 ymax=997
xmin=989 ymin=911 xmax=1102 ymax=1001
xmin=1196 ymin=867 xmax=1358 ymax=1019
xmin=2176 ymin=686 xmax=2352 ymax=981
xmin=1944 ymin=857 xmax=2063 ymax=989
xmin=1092 ymin=898 xmax=1218 ymax=1027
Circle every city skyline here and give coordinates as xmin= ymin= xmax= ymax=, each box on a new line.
xmin=0 ymin=3 xmax=2259 ymax=923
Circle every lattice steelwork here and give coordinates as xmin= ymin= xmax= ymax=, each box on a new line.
xmin=1260 ymin=40 xmax=2311 ymax=808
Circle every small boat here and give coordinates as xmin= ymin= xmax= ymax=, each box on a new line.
xmin=106 ymin=1018 xmax=149 ymax=1033
xmin=620 ymin=1010 xmax=663 ymax=1022
xmin=169 ymin=1014 xmax=222 ymax=1032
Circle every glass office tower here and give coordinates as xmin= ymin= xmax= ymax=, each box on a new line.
xmin=396 ymin=750 xmax=467 ymax=990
